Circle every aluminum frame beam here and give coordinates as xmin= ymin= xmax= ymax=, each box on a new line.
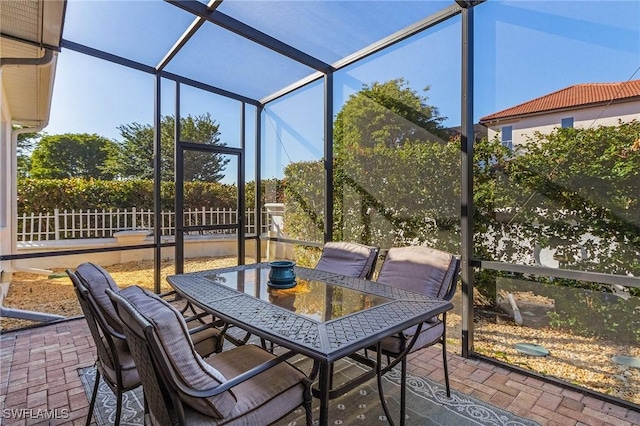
xmin=260 ymin=2 xmax=463 ymax=105
xmin=459 ymin=1 xmax=475 ymax=358
xmin=157 ymin=0 xmax=223 ymax=70
xmin=61 ymin=39 xmax=260 ymax=106
xmin=61 ymin=39 xmax=155 ymax=74
xmin=153 ymin=74 xmax=162 ymax=292
xmin=165 ymin=0 xmax=333 ymax=73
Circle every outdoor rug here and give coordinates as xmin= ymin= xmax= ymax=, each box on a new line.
xmin=78 ymin=353 xmax=540 ymax=426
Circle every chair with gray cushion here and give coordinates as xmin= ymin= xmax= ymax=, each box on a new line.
xmin=107 ymin=285 xmax=313 ymax=426
xmin=73 ymin=262 xmax=223 ymax=357
xmin=372 ymin=246 xmax=460 ymax=424
xmin=68 ymin=263 xmax=223 ymax=426
xmin=315 ymin=241 xmax=379 ymax=279
xmin=68 ymin=270 xmax=140 ymax=426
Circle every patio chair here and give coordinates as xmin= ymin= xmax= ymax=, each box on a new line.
xmin=315 ymin=241 xmax=380 ymax=279
xmin=68 ymin=263 xmax=223 ymax=426
xmin=68 ymin=270 xmax=140 ymax=426
xmin=73 ymin=262 xmax=224 ymax=357
xmin=107 ymin=285 xmax=313 ymax=425
xmin=371 ymin=246 xmax=460 ymax=424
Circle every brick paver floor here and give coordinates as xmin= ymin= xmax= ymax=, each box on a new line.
xmin=1 ymin=318 xmax=638 ymax=426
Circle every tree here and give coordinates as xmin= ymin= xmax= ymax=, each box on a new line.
xmin=108 ymin=113 xmax=230 ymax=182
xmin=284 ymin=79 xmax=457 ymax=248
xmin=13 ymin=127 xmax=42 ymax=178
xmin=334 ymin=79 xmax=453 ymax=245
xmin=333 ymin=78 xmax=448 ymax=157
xmin=30 ymin=133 xmax=116 ymax=179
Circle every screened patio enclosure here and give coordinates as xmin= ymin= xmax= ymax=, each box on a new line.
xmin=51 ymin=0 xmax=479 ymax=352
xmin=2 ymin=0 xmax=639 ymax=411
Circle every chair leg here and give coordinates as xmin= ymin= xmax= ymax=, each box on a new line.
xmin=376 ymin=346 xmax=394 ymax=426
xmin=328 ymin=362 xmax=334 ymax=391
xmin=303 ymin=382 xmax=313 ymax=426
xmin=86 ymin=370 xmax=101 ymax=426
xmin=442 ymin=338 xmax=451 ymax=398
xmin=114 ymin=390 xmax=123 ymax=425
xmin=400 ymin=356 xmax=407 ymax=426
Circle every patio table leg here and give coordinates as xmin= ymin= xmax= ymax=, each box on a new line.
xmin=318 ymin=362 xmax=331 ymax=425
xmin=400 ymin=355 xmax=407 ymax=426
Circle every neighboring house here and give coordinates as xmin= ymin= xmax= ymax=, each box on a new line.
xmin=479 ymin=79 xmax=640 ymax=150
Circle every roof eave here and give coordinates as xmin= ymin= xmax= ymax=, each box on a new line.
xmin=1 ymin=0 xmax=64 ymax=128
xmin=479 ymin=96 xmax=640 ymax=125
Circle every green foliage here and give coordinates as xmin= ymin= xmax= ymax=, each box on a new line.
xmin=546 ymin=284 xmax=640 ymax=345
xmin=30 ymin=133 xmax=116 ymax=179
xmin=17 ymin=178 xmax=284 ymax=215
xmin=107 ymin=113 xmax=230 ymax=182
xmin=13 ymin=127 xmax=42 ymax=178
xmin=333 ymin=78 xmax=448 ymax=157
xmin=282 ymin=139 xmax=462 ymax=259
xmin=283 ymin=80 xmax=639 ymax=345
xmin=283 ymin=161 xmax=326 ymax=244
xmin=494 ymin=121 xmax=640 ymax=276
xmin=17 ymin=178 xmax=237 ymax=213
xmin=334 ymin=141 xmax=461 ymax=250
xmin=290 ymin=78 xmax=460 ymax=249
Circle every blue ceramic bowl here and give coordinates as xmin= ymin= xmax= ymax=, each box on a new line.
xmin=268 ymin=260 xmax=296 ymax=286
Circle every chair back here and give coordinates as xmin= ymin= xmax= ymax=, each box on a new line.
xmin=315 ymin=241 xmax=379 ymax=279
xmin=107 ymin=288 xmax=176 ymax=425
xmin=74 ymin=262 xmax=124 ymax=333
xmin=377 ymin=246 xmax=460 ymax=301
xmin=109 ymin=286 xmax=238 ymax=422
xmin=67 ymin=270 xmax=123 ymax=384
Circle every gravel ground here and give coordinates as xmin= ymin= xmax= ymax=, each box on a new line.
xmin=1 ymin=257 xmax=638 ymax=405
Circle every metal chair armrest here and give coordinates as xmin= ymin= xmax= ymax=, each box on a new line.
xmin=159 ymin=348 xmax=299 ymax=398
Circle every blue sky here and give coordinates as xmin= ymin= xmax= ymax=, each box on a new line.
xmin=44 ymin=1 xmax=640 ymax=181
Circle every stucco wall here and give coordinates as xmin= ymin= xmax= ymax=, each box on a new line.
xmin=14 ymin=235 xmax=269 ymax=270
xmin=485 ymin=101 xmax=640 ymax=148
xmin=1 ymin=80 xmax=14 ymax=300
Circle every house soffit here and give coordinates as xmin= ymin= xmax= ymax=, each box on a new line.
xmin=1 ymin=0 xmax=65 ymax=127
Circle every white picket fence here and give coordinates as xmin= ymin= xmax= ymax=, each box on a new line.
xmin=17 ymin=208 xmax=271 ymax=242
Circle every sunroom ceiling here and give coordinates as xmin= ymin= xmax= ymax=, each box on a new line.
xmin=61 ymin=0 xmax=455 ymax=103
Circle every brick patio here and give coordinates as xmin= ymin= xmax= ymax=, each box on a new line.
xmin=1 ymin=318 xmax=638 ymax=426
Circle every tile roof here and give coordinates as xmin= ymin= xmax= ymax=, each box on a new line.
xmin=480 ymin=79 xmax=640 ymax=123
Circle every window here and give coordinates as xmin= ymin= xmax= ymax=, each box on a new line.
xmin=561 ymin=117 xmax=574 ymax=128
xmin=501 ymin=125 xmax=513 ymax=150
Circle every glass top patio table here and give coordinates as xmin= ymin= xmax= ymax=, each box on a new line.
xmin=167 ymin=262 xmax=452 ymax=362
xmin=167 ymin=263 xmax=453 ymax=362
xmin=200 ymin=264 xmax=391 ymax=322
xmin=167 ymin=262 xmax=453 ymax=426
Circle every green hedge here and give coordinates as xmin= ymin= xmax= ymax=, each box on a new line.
xmin=17 ymin=178 xmax=283 ymax=213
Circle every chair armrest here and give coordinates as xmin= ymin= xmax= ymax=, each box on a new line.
xmin=159 ymin=289 xmax=177 ymax=299
xmin=163 ymin=349 xmax=299 ymax=398
xmin=184 ymin=312 xmax=209 ymax=323
xmin=187 ymin=323 xmax=216 ymax=336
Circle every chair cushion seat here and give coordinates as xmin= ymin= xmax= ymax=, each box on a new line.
xmin=378 ymin=320 xmax=444 ymax=354
xmin=189 ymin=325 xmax=223 ymax=358
xmin=182 ymin=344 xmax=307 ymax=425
